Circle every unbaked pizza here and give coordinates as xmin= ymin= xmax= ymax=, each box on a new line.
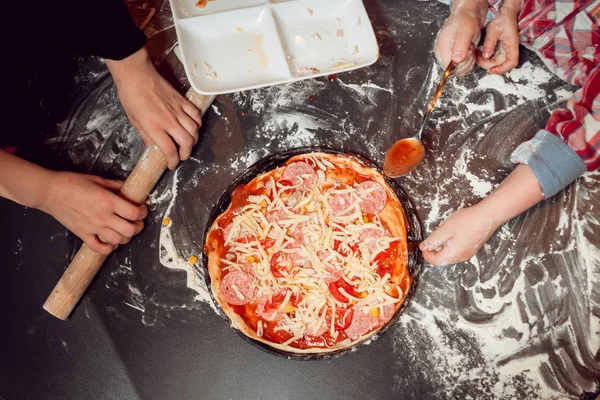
xmin=204 ymin=153 xmax=411 ymax=354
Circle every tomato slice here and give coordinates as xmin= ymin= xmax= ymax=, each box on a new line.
xmin=260 ymin=238 xmax=276 ymax=249
xmin=338 ymin=278 xmax=357 ymax=297
xmin=291 ymin=293 xmax=303 ymax=306
xmin=333 ymin=239 xmax=341 ymax=251
xmin=263 ymin=290 xmax=299 ymax=315
xmin=260 ymin=290 xmax=286 ymax=317
xmin=335 ymin=308 xmax=354 ymax=330
xmin=324 ymin=307 xmax=354 ymax=331
xmin=328 ymin=279 xmax=357 ymax=303
xmin=270 ymin=251 xmax=289 ymax=278
xmin=271 ymin=290 xmax=287 ymax=304
xmin=278 ymin=179 xmax=297 ymax=193
xmin=334 ymin=240 xmax=351 ymax=256
xmin=234 ymin=235 xmax=252 ymax=244
xmin=269 ymin=329 xmax=294 ymax=344
xmin=375 ymin=241 xmax=397 ymax=277
xmin=328 ymin=281 xmax=349 ymax=303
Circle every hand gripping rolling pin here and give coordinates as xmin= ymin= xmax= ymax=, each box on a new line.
xmin=43 ymin=90 xmax=216 ymax=320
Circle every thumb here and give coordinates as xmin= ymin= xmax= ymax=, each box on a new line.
xmin=422 ymin=245 xmax=468 ymax=266
xmin=452 ymin=27 xmax=479 ymax=63
xmin=481 ymin=27 xmax=501 ymax=59
xmin=420 ymin=223 xmax=455 ymax=253
xmin=420 ymin=219 xmax=462 ymax=266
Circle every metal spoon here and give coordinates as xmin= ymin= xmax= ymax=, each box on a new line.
xmin=383 ymin=61 xmax=457 ymax=177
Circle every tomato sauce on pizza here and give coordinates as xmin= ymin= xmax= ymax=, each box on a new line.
xmin=205 ymin=153 xmax=411 ymax=353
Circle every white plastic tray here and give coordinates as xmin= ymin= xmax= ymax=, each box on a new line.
xmin=169 ymin=0 xmax=379 ymax=94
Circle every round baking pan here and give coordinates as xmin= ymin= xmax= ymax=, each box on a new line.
xmin=202 ymin=146 xmax=423 ymax=360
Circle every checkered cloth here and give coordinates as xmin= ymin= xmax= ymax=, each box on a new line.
xmin=546 ymin=66 xmax=600 ymax=171
xmin=517 ymin=0 xmax=600 ymax=87
xmin=483 ymin=0 xmax=600 ymax=188
xmin=514 ymin=0 xmax=600 ymax=173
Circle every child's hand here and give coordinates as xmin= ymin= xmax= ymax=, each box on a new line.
xmin=419 ymin=206 xmax=499 ymax=266
xmin=476 ymin=5 xmax=520 ymax=74
xmin=40 ymin=172 xmax=148 ymax=255
xmin=434 ymin=7 xmax=485 ymax=76
xmin=106 ymin=47 xmax=202 ymax=170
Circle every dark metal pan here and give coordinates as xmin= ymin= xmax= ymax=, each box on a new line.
xmin=202 ymin=146 xmax=423 ymax=360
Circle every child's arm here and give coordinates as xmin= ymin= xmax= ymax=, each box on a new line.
xmin=420 ymin=165 xmax=542 ymax=266
xmin=422 ymin=67 xmax=600 ymax=266
xmin=0 ymin=150 xmax=147 ymax=254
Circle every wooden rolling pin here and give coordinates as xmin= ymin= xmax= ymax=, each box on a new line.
xmin=43 ymin=90 xmax=216 ymax=320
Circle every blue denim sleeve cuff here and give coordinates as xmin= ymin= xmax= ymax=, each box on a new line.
xmin=510 ymin=129 xmax=587 ymax=198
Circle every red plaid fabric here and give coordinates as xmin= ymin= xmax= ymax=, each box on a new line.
xmin=517 ymin=0 xmax=600 ymax=86
xmin=517 ymin=0 xmax=600 ymax=171
xmin=487 ymin=0 xmax=600 ymax=171
xmin=545 ymin=66 xmax=600 ymax=170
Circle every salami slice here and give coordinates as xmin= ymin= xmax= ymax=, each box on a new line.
xmin=306 ymin=320 xmax=328 ymax=337
xmin=358 ymin=228 xmax=385 ymax=253
xmin=282 ymin=162 xmax=316 ymax=189
xmin=286 ymin=190 xmax=303 ymax=207
xmin=356 ymin=181 xmax=387 ymax=214
xmin=289 ymin=222 xmax=306 ymax=243
xmin=287 ymin=242 xmax=309 ymax=267
xmin=344 ymin=308 xmax=379 ymax=340
xmin=223 ymin=222 xmax=252 ymax=243
xmin=257 ymin=294 xmax=284 ymax=321
xmin=266 ymin=209 xmax=287 ymax=223
xmin=317 ymin=249 xmax=344 ymax=282
xmin=378 ymin=303 xmax=396 ymax=324
xmin=291 ymin=249 xmax=309 ymax=268
xmin=328 ymin=192 xmax=353 ymax=215
xmin=240 ymin=262 xmax=254 ymax=275
xmin=219 ymin=271 xmax=255 ymax=305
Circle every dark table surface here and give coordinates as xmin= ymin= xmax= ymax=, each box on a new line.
xmin=2 ymin=1 xmax=599 ymax=399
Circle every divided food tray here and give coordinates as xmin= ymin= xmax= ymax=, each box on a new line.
xmin=169 ymin=0 xmax=379 ymax=94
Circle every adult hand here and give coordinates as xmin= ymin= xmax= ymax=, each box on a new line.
xmin=106 ymin=47 xmax=202 ymax=170
xmin=39 ymin=172 xmax=148 ymax=254
xmin=434 ymin=3 xmax=487 ymax=76
xmin=419 ymin=206 xmax=498 ymax=266
xmin=476 ymin=4 xmax=520 ymax=74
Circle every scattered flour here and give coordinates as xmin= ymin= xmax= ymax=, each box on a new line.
xmin=157 ymin=165 xmax=219 ymax=315
xmin=396 ymin=57 xmax=597 ymax=398
xmin=454 ymin=148 xmax=494 ymax=197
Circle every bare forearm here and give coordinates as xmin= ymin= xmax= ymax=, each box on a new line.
xmin=105 ymin=46 xmax=149 ymax=86
xmin=0 ymin=150 xmax=53 ymax=209
xmin=477 ymin=164 xmax=544 ymax=227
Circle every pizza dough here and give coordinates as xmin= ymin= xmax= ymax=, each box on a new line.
xmin=204 ymin=153 xmax=411 ymax=354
